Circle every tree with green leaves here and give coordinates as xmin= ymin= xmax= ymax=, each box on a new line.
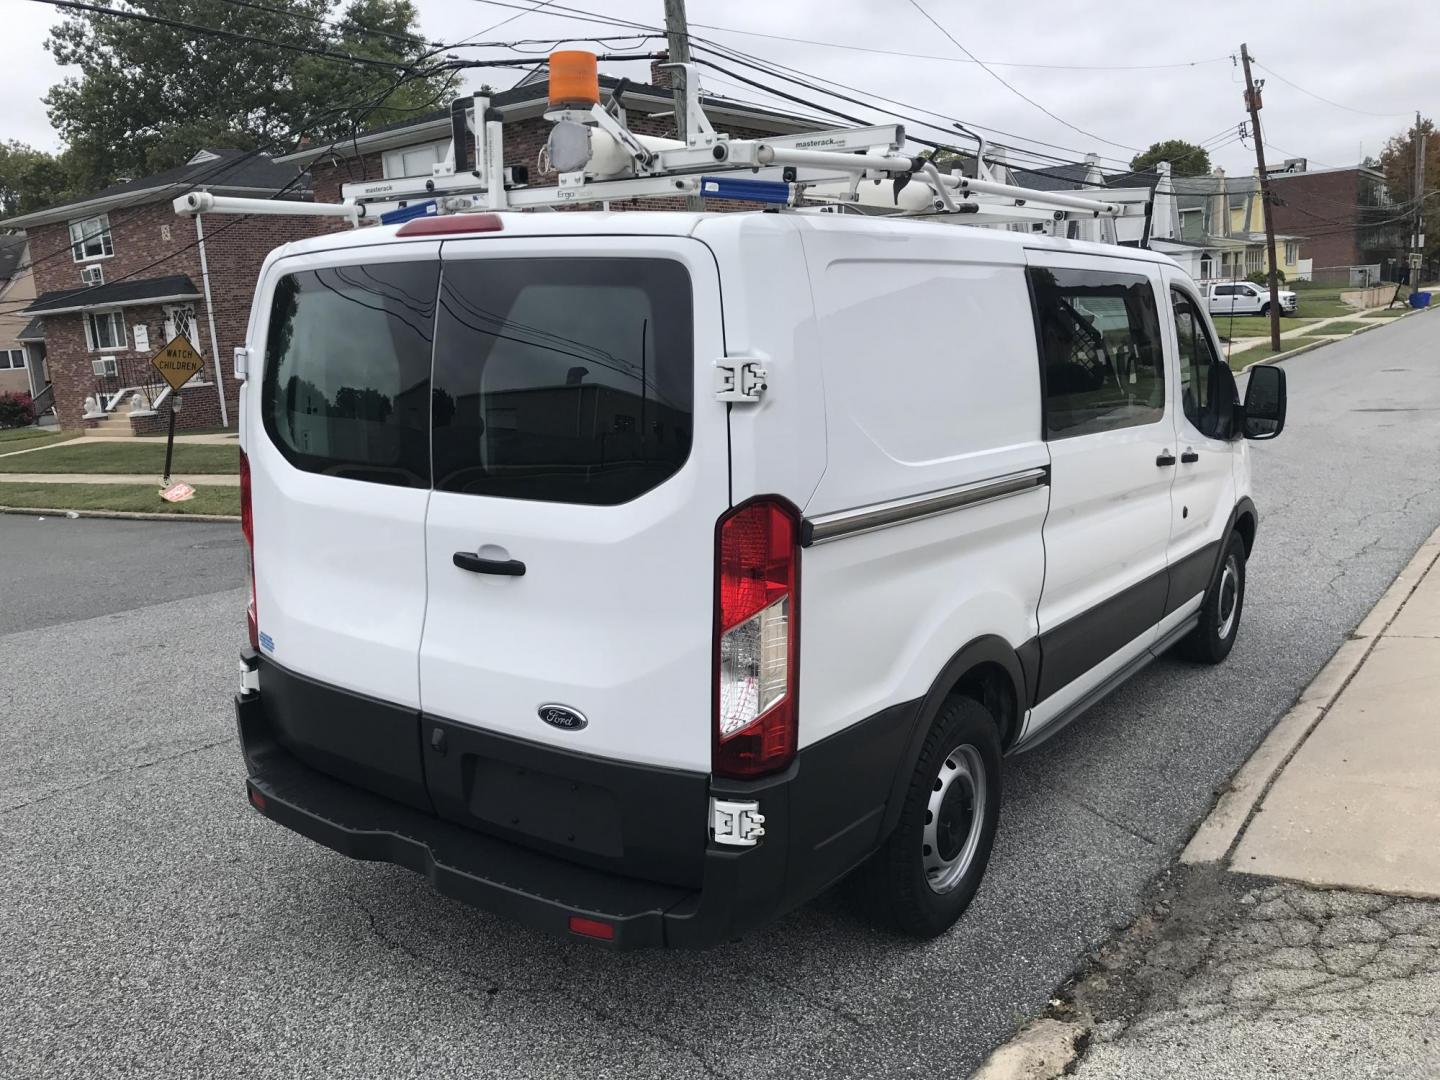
xmin=43 ymin=0 xmax=458 ymax=192
xmin=1130 ymin=139 xmax=1212 ymax=178
xmin=1379 ymin=116 xmax=1439 ymax=264
xmin=0 ymin=141 xmax=78 ymax=217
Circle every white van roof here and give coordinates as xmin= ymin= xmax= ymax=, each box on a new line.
xmin=271 ymin=210 xmax=1182 ymax=271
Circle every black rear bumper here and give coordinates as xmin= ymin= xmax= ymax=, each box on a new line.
xmin=236 ymin=653 xmax=919 ymax=948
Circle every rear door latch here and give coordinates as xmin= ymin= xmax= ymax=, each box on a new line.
xmin=714 ymin=358 xmax=768 ymax=403
xmin=711 ymin=797 xmax=766 ymax=846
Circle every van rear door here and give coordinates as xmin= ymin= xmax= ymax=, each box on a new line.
xmin=417 ymin=237 xmax=729 ymax=821
xmin=248 ymin=242 xmax=440 ymax=809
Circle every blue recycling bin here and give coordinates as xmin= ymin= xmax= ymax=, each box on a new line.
xmin=1410 ymin=291 xmax=1432 ymax=309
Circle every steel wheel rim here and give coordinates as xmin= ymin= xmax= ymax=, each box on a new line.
xmin=1217 ymin=556 xmax=1240 ymax=640
xmin=922 ymin=744 xmax=986 ymax=894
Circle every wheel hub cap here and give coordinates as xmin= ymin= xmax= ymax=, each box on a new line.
xmin=922 ymin=744 xmax=987 ymax=894
xmin=1217 ymin=556 xmax=1239 ymax=640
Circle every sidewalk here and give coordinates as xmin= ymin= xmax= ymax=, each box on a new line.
xmin=974 ymin=527 xmax=1440 ymax=1080
xmin=0 ymin=472 xmax=239 ymax=486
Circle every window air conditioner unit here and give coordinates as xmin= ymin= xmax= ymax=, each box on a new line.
xmin=81 ymin=264 xmax=104 ymax=286
xmin=92 ymin=357 xmax=118 ymax=377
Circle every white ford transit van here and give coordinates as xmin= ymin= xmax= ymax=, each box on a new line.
xmin=233 ymin=208 xmax=1287 ymax=948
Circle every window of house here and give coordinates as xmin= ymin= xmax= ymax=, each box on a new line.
xmin=1199 ymin=255 xmax=1214 ymax=280
xmin=1171 ymin=289 xmax=1234 ymax=440
xmin=69 ymin=214 xmax=114 ymax=262
xmin=1284 ymin=240 xmax=1300 ymax=264
xmin=84 ymin=310 xmax=127 ymax=351
xmin=381 ymin=141 xmax=449 ymax=179
xmin=1245 ymin=248 xmax=1263 ymax=274
xmin=0 ymin=348 xmax=25 ymax=369
xmin=1028 ymin=267 xmax=1166 ymax=439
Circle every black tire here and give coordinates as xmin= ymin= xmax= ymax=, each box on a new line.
xmin=1179 ymin=533 xmax=1247 ymax=664
xmin=1260 ymin=302 xmax=1272 ymax=317
xmin=853 ymin=695 xmax=1002 ymax=938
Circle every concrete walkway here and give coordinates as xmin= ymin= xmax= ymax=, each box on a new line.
xmin=0 ymin=431 xmax=238 ymax=459
xmin=1225 ymin=302 xmax=1416 ymax=356
xmin=0 ymin=472 xmax=240 ymax=486
xmin=974 ymin=526 xmax=1440 ymax=1080
xmin=1229 ymin=537 xmax=1440 ymax=895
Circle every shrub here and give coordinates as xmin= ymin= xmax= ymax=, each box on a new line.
xmin=1246 ymin=268 xmax=1287 ymax=286
xmin=0 ymin=391 xmax=36 ymax=428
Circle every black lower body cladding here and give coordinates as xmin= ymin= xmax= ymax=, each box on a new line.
xmin=236 ymin=651 xmax=922 ymax=948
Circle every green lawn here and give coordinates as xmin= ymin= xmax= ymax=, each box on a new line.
xmin=0 ymin=428 xmax=78 ymax=452
xmin=0 ymin=482 xmax=240 ymax=516
xmin=1228 ymin=337 xmax=1325 ymax=371
xmin=1316 ymin=321 xmax=1371 ymax=335
xmin=1213 ymin=316 xmax=1325 ymax=341
xmin=0 ymin=441 xmax=239 ymax=474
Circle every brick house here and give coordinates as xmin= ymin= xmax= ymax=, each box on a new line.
xmin=0 ymin=235 xmax=37 ymax=399
xmin=1268 ymin=161 xmax=1408 ymax=283
xmin=1 ymin=149 xmax=318 ymax=433
xmin=278 ymin=64 xmax=821 ymax=215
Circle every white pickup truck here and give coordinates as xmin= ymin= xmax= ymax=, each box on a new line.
xmin=1205 ymin=280 xmax=1298 ymax=317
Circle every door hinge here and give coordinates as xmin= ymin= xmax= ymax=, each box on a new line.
xmin=711 ymin=797 xmax=766 ymax=847
xmin=714 ymin=358 xmax=768 ymax=403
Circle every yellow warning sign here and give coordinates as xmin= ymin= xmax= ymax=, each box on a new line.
xmin=150 ymin=335 xmax=205 ymax=392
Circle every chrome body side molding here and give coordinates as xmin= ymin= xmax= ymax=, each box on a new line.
xmin=801 ymin=467 xmax=1049 ymax=547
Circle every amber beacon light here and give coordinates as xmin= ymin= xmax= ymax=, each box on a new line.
xmin=548 ymin=50 xmax=601 ymax=108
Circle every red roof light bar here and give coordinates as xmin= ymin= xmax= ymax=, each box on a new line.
xmin=396 ymin=213 xmax=505 ymax=237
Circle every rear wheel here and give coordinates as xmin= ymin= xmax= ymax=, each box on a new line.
xmin=1260 ymin=302 xmax=1272 ymax=317
xmin=853 ymin=695 xmax=1002 ymax=938
xmin=1180 ymin=533 xmax=1247 ymax=664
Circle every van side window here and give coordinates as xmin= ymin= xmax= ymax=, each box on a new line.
xmin=261 ymin=262 xmax=437 ymax=487
xmin=431 ymin=258 xmax=693 ymax=506
xmin=1028 ymin=267 xmax=1166 ymax=438
xmin=1171 ymin=289 xmax=1235 ymax=439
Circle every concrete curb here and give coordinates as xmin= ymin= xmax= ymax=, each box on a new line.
xmin=1180 ymin=523 xmax=1440 ymax=865
xmin=1229 ymin=301 xmax=1427 ymax=373
xmin=0 ymin=505 xmax=240 ymax=523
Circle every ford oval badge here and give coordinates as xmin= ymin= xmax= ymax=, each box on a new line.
xmin=538 ymin=704 xmax=588 ymax=732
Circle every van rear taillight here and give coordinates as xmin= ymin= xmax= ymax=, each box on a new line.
xmin=714 ymin=498 xmax=800 ymax=779
xmin=240 ymin=449 xmax=257 ymax=651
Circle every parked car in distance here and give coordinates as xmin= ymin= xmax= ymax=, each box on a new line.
xmin=233 ymin=211 xmax=1289 ymax=949
xmin=1205 ymin=280 xmax=1298 ymax=317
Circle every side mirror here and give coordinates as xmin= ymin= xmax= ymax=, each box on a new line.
xmin=1242 ymin=364 xmax=1287 ymax=440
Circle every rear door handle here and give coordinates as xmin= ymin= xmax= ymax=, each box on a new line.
xmin=453 ymin=551 xmax=526 ymax=576
xmin=1180 ymin=449 xmax=1200 ymax=464
xmin=1156 ymin=451 xmax=1177 ymax=467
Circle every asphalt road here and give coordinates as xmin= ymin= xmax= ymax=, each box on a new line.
xmin=3 ymin=312 xmax=1439 ymax=1079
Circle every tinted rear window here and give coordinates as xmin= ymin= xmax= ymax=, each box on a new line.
xmin=431 ymin=258 xmax=693 ymax=506
xmin=262 ymin=262 xmax=438 ymax=487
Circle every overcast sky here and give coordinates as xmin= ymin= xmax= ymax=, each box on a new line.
xmin=6 ymin=0 xmax=1436 ymax=178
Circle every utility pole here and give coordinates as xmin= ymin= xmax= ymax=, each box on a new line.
xmin=1240 ymin=43 xmax=1283 ymax=351
xmin=1413 ymin=110 xmax=1427 ymax=285
xmin=664 ymin=0 xmax=705 ymax=211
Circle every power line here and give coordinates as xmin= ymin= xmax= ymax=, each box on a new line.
xmin=30 ymin=0 xmax=447 ymax=73
xmin=0 ymin=63 xmax=453 ymax=309
xmin=902 ymin=0 xmax=1141 ymax=153
xmin=1254 ymin=62 xmax=1414 ymax=119
xmin=456 ymin=0 xmax=1144 ymax=168
xmin=689 ymin=43 xmax=1136 ymax=171
xmin=209 ymin=0 xmax=443 ymax=53
xmin=687 ymin=21 xmax=1229 ymax=72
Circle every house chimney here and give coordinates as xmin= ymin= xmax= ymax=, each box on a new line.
xmin=1151 ymin=161 xmax=1177 ymax=241
xmin=1211 ymin=165 xmax=1229 ymax=239
xmin=649 ymin=55 xmax=671 ymax=89
xmin=1083 ymin=152 xmax=1104 ymax=188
